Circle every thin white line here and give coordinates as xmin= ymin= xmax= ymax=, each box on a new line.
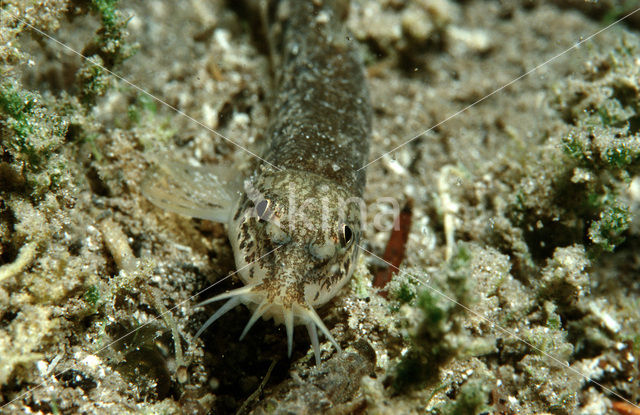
xmin=0 ymin=8 xmax=282 ymax=171
xmin=359 ymin=244 xmax=640 ymax=410
xmin=358 ymin=7 xmax=640 ymax=172
xmin=1 ymin=245 xmax=281 ymax=409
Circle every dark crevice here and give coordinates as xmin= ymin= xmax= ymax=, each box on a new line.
xmin=86 ymin=166 xmax=110 ymax=197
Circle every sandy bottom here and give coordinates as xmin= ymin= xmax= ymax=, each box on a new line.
xmin=1 ymin=0 xmax=639 ymax=414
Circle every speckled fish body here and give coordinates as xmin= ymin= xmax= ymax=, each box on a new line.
xmin=143 ymin=0 xmax=371 ymax=364
xmin=230 ymin=0 xmax=371 ymax=301
xmin=262 ymin=0 xmax=371 ymax=192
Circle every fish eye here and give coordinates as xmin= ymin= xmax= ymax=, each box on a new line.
xmin=339 ymin=224 xmax=353 ymax=247
xmin=255 ymin=198 xmax=272 ymax=221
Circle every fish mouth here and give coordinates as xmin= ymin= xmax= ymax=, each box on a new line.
xmin=193 ymin=284 xmax=340 ymax=365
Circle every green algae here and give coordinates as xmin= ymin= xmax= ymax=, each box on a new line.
xmin=439 ymin=379 xmax=491 ymax=415
xmin=391 ymin=246 xmax=474 ymax=393
xmin=0 ymin=79 xmax=67 ymax=171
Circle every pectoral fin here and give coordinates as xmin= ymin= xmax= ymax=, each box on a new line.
xmin=141 ymin=154 xmax=241 ymax=223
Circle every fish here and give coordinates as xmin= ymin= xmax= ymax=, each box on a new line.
xmin=142 ymin=0 xmax=371 ymax=365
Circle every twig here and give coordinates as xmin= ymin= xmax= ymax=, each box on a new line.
xmin=235 ymin=359 xmax=278 ymax=415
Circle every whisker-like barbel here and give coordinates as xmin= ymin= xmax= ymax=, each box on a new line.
xmin=240 ymin=299 xmax=271 ymax=340
xmin=195 ymin=285 xmax=257 ymax=308
xmin=306 ymin=321 xmax=321 ymax=366
xmin=194 ymin=297 xmax=243 ymax=340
